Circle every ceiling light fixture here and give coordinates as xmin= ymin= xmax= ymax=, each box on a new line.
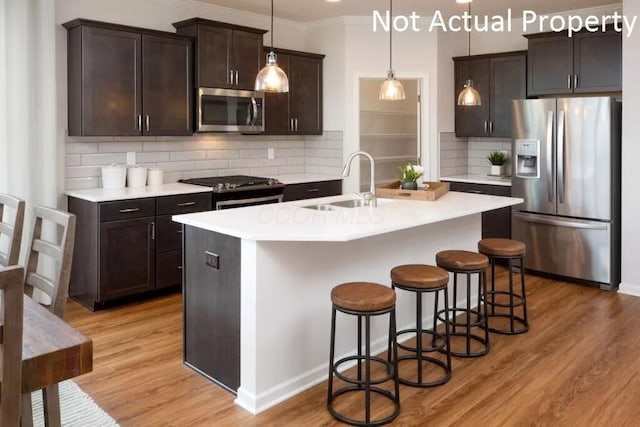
xmin=379 ymin=0 xmax=406 ymax=101
xmin=457 ymin=0 xmax=481 ymax=106
xmin=255 ymin=0 xmax=289 ymax=93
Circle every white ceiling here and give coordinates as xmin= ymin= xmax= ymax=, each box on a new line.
xmin=195 ymin=0 xmax=621 ymax=23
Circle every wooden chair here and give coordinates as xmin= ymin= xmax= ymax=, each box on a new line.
xmin=0 ymin=266 xmax=25 ymax=426
xmin=21 ymin=206 xmax=76 ymax=427
xmin=0 ymin=193 xmax=26 ymax=267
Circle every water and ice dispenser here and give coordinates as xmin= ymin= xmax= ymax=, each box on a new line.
xmin=515 ymin=139 xmax=540 ymax=178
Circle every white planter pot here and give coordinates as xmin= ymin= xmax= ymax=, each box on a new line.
xmin=490 ymin=165 xmax=506 ymax=176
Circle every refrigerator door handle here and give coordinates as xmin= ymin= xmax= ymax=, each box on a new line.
xmin=546 ymin=110 xmax=554 ymax=203
xmin=557 ymin=110 xmax=566 ymax=204
xmin=513 ymin=212 xmax=608 ymax=230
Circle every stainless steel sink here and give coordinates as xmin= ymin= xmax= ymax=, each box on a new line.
xmin=329 ymin=199 xmax=372 ymax=208
xmin=301 ymin=204 xmax=339 ymax=211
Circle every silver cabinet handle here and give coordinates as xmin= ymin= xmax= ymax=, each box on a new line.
xmin=137 ymin=114 xmax=142 ymax=131
xmin=177 ymin=201 xmax=196 ymax=207
xmin=177 ymin=266 xmax=183 ymax=270
xmin=145 ymin=115 xmax=150 ymax=132
xmin=295 ymin=118 xmax=298 ymax=132
xmin=119 ymin=208 xmax=140 ymax=213
xmin=229 ymin=70 xmax=234 ymax=84
xmin=468 ymin=190 xmax=483 ymax=194
xmin=150 ymin=221 xmax=155 ymax=240
xmin=307 ymin=188 xmax=319 ymax=193
xmin=177 ymin=229 xmax=183 ymax=234
xmin=235 ymin=70 xmax=239 ymax=85
xmin=567 ymin=74 xmax=572 ymax=89
xmin=489 ymin=121 xmax=494 ymax=134
xmin=574 ymin=74 xmax=578 ymax=89
xmin=290 ymin=118 xmax=294 ymax=132
xmin=484 ymin=121 xmax=488 ymax=134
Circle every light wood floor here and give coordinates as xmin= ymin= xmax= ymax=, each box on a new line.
xmin=66 ymin=271 xmax=640 ymax=426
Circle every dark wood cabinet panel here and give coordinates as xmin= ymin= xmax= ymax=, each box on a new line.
xmin=454 ymin=51 xmax=526 ymax=138
xmin=157 ymin=193 xmax=211 ymax=216
xmin=282 ymin=180 xmax=342 ymax=202
xmin=99 ymin=217 xmax=156 ymax=301
xmin=526 ymin=29 xmax=622 ymax=96
xmin=64 ymin=19 xmax=193 ymax=137
xmin=573 ymin=31 xmax=622 ymax=93
xmin=142 ymin=35 xmax=193 ymax=136
xmin=184 ymin=226 xmax=240 ymax=392
xmin=156 ymin=250 xmax=183 ymax=290
xmin=174 ymin=18 xmax=266 ymax=91
xmin=98 ymin=198 xmax=156 ymax=222
xmin=263 ymin=48 xmax=324 ymax=135
xmin=446 ymin=181 xmax=512 ymax=239
xmin=156 ymin=215 xmax=182 ymax=253
xmin=79 ymin=26 xmax=142 ymax=136
xmin=527 ymin=35 xmax=574 ymax=96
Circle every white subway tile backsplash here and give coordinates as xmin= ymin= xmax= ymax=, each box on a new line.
xmin=66 ymin=132 xmax=344 ymax=190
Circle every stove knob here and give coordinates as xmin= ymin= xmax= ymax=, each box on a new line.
xmin=268 ymin=179 xmax=274 ymax=185
xmin=217 ymin=183 xmax=224 ymax=189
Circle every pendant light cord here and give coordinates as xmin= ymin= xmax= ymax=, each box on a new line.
xmin=468 ymin=3 xmax=471 ymax=57
xmin=270 ymin=0 xmax=274 ymax=50
xmin=389 ymin=0 xmax=393 ymax=71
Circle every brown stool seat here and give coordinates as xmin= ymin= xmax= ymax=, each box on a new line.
xmin=331 ymin=282 xmax=395 ymax=312
xmin=391 ymin=265 xmax=449 ymax=289
xmin=436 ymin=250 xmax=489 ymax=271
xmin=478 ymin=238 xmax=526 ymax=257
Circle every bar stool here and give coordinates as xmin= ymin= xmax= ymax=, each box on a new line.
xmin=436 ymin=250 xmax=490 ymax=358
xmin=478 ymin=238 xmax=529 ymax=335
xmin=390 ymin=265 xmax=452 ymax=387
xmin=327 ymin=282 xmax=400 ymax=426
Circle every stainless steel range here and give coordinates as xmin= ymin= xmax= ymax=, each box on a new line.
xmin=180 ymin=175 xmax=284 ymax=210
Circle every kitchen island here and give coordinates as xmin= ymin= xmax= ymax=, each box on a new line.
xmin=173 ymin=192 xmax=523 ymax=414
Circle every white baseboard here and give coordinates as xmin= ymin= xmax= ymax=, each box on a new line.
xmin=618 ymin=282 xmax=640 ymax=297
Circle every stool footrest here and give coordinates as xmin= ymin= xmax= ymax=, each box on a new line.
xmin=328 ymin=385 xmax=401 ymax=427
xmin=333 ymin=355 xmax=395 ymax=386
xmin=486 ymin=313 xmax=530 ymax=335
xmin=482 ymin=290 xmax=526 ymax=308
xmin=397 ymin=328 xmax=447 ymax=354
xmin=437 ymin=308 xmax=485 ymax=329
xmin=397 ymin=354 xmax=451 ymax=387
xmin=445 ymin=332 xmax=490 ymax=358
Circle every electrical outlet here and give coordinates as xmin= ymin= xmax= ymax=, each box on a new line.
xmin=267 ymin=148 xmax=275 ymax=160
xmin=126 ymin=152 xmax=136 ymax=165
xmin=205 ymin=251 xmax=219 ymax=269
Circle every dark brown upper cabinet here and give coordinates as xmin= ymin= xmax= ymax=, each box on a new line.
xmin=173 ymin=18 xmax=266 ymax=91
xmin=526 ymin=29 xmax=622 ymax=96
xmin=263 ymin=48 xmax=324 ymax=135
xmin=454 ymin=51 xmax=526 ymax=138
xmin=64 ymin=19 xmax=193 ymax=137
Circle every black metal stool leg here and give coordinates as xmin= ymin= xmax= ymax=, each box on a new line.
xmin=327 ymin=306 xmax=337 ymax=406
xmin=490 ymin=258 xmax=496 ymax=315
xmin=432 ymin=291 xmax=439 ymax=347
xmin=443 ymin=289 xmax=452 ymax=375
xmin=508 ymin=258 xmax=515 ymax=333
xmin=466 ymin=272 xmax=471 ymax=356
xmin=521 ymin=256 xmax=529 ymax=327
xmin=364 ymin=314 xmax=371 ymax=425
xmin=357 ymin=314 xmax=362 ymax=383
xmin=482 ymin=269 xmax=489 ymax=347
xmin=416 ymin=290 xmax=423 ymax=383
xmin=391 ymin=309 xmax=400 ymax=404
xmin=452 ymin=273 xmax=458 ymax=334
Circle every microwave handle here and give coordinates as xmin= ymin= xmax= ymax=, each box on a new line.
xmin=251 ymin=98 xmax=258 ymax=126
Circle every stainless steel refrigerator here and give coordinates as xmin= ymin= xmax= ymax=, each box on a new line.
xmin=511 ymin=97 xmax=621 ymax=290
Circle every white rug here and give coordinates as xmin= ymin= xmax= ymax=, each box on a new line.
xmin=31 ymin=380 xmax=119 ymax=427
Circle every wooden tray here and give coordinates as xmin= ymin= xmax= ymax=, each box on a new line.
xmin=376 ymin=181 xmax=450 ymax=201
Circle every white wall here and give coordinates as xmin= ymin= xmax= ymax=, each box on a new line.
xmin=620 ymin=0 xmax=640 ymax=293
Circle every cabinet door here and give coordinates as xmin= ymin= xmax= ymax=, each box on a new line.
xmin=282 ymin=180 xmax=342 ymax=202
xmin=490 ymin=54 xmax=526 ymax=138
xmin=527 ymin=35 xmax=574 ymax=96
xmin=99 ymin=217 xmax=155 ymax=301
xmin=81 ymin=26 xmax=141 ymax=136
xmin=291 ymin=56 xmax=323 ymax=135
xmin=455 ymin=58 xmax=490 ymax=137
xmin=156 ymin=250 xmax=182 ymax=289
xmin=142 ymin=35 xmax=193 ymax=136
xmin=573 ymin=31 xmax=622 ymax=93
xmin=197 ymin=25 xmax=232 ymax=88
xmin=264 ymin=53 xmax=292 ymax=134
xmin=232 ymin=30 xmax=263 ymax=90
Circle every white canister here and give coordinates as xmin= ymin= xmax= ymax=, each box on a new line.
xmin=101 ymin=164 xmax=126 ymax=189
xmin=412 ymin=165 xmax=425 ymax=186
xmin=127 ymin=166 xmax=147 ymax=188
xmin=147 ymin=168 xmax=164 ymax=186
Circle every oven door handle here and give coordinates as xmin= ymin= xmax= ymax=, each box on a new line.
xmin=216 ymin=194 xmax=283 ymax=210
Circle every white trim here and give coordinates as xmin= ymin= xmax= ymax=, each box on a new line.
xmin=618 ymin=283 xmax=640 ymax=297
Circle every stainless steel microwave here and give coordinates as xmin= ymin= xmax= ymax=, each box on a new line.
xmin=196 ymin=87 xmax=264 ymax=133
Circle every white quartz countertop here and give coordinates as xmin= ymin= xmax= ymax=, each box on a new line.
xmin=440 ymin=174 xmax=512 ymax=186
xmin=273 ymin=174 xmax=343 ymax=185
xmin=65 ymin=183 xmax=212 ymax=202
xmin=173 ymin=192 xmax=523 ymax=242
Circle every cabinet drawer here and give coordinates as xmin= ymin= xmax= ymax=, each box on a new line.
xmin=99 ymin=199 xmax=156 ymax=222
xmin=156 ymin=250 xmax=183 ymax=289
xmin=157 ymin=193 xmax=211 ymax=215
xmin=282 ymin=180 xmax=342 ymax=202
xmin=448 ymin=182 xmax=511 ymax=197
xmin=157 ymin=215 xmax=182 ymax=252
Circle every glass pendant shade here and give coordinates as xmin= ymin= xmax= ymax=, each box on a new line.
xmin=379 ymin=71 xmax=406 ymax=101
xmin=457 ymin=79 xmax=481 ymax=106
xmin=255 ymin=52 xmax=289 ymax=92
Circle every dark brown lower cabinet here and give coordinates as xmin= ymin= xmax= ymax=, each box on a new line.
xmin=446 ymin=181 xmax=512 ymax=239
xmin=183 ymin=226 xmax=240 ymax=393
xmin=282 ymin=180 xmax=342 ymax=202
xmin=68 ymin=192 xmax=211 ymax=310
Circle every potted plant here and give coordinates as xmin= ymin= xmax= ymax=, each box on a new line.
xmin=486 ymin=151 xmax=509 ymax=176
xmin=398 ymin=164 xmax=423 ymax=190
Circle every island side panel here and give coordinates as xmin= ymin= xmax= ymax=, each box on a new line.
xmin=183 ymin=225 xmax=241 ymax=393
xmin=238 ymin=213 xmax=482 ymax=413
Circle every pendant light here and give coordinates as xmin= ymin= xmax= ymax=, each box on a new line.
xmin=457 ymin=1 xmax=481 ymax=106
xmin=379 ymin=0 xmax=406 ymax=101
xmin=255 ymin=0 xmax=289 ymax=92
